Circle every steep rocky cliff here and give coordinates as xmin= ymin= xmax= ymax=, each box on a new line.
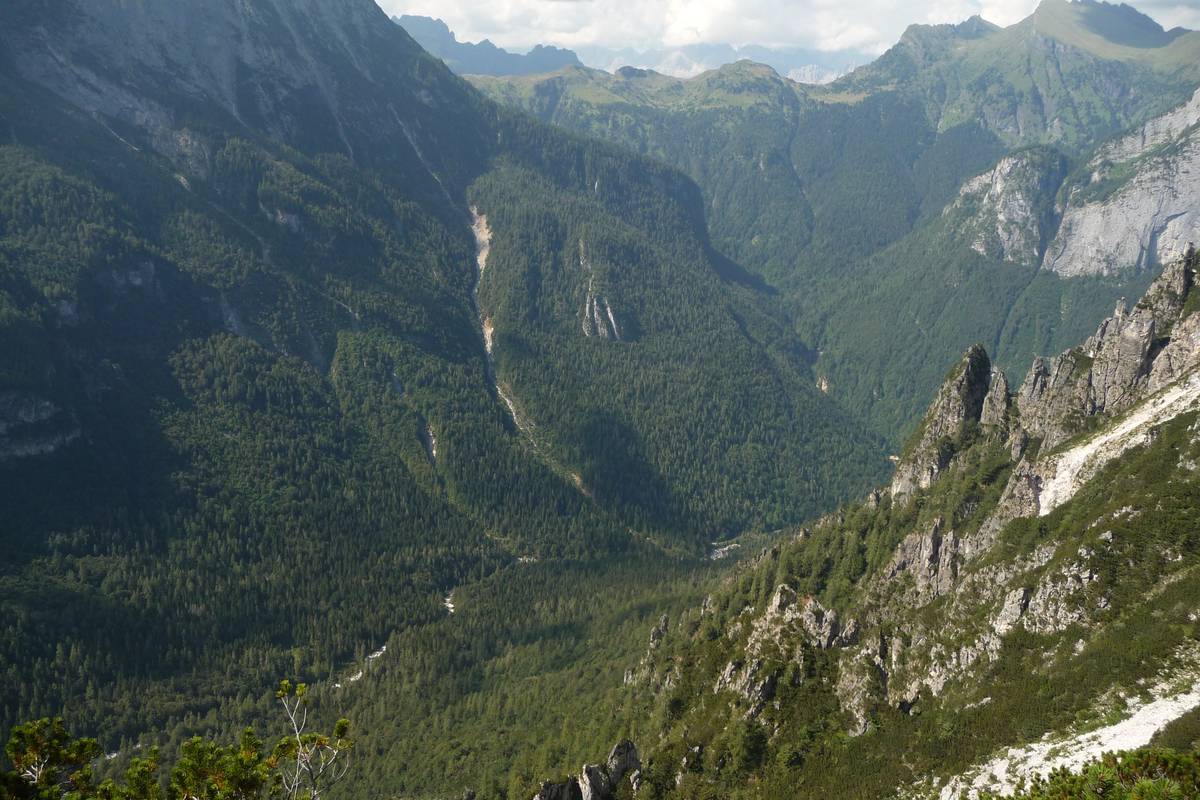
xmin=1046 ymin=88 xmax=1200 ymax=277
xmin=609 ymin=250 xmax=1200 ymax=798
xmin=890 ymin=345 xmax=993 ymax=500
xmin=943 ymin=149 xmax=1067 ymax=266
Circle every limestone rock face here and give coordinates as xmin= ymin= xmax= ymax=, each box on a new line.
xmin=948 ymin=150 xmax=1066 ymax=265
xmin=1045 ymin=91 xmax=1200 ymax=277
xmin=713 ymin=658 xmax=778 ymax=717
xmin=992 ymin=587 xmax=1030 ymax=636
xmin=1015 ymin=350 xmax=1091 ymax=450
xmin=829 ymin=253 xmax=1200 ymax=735
xmin=1138 ymin=253 xmax=1194 ymax=329
xmin=980 ymin=370 xmax=1011 ymax=432
xmin=531 ymin=742 xmax=640 ymax=800
xmin=1150 ymin=313 xmax=1200 ymax=391
xmin=884 ymin=518 xmax=959 ymax=603
xmin=1085 ymin=303 xmax=1157 ymax=413
xmin=891 ymin=346 xmax=992 ymax=499
xmin=605 ymin=741 xmax=641 ymax=786
xmin=0 ymin=391 xmax=82 ymax=462
xmin=1015 ymin=256 xmax=1199 ymax=451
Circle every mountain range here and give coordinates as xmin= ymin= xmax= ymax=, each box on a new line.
xmin=393 ymin=14 xmax=869 ymax=82
xmin=392 ymin=15 xmax=584 ymax=77
xmin=1 ymin=0 xmax=1199 ymax=799
xmin=472 ymin=0 xmax=1200 ymax=445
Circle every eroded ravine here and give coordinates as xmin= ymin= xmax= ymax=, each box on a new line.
xmin=471 ymin=207 xmax=531 ymax=437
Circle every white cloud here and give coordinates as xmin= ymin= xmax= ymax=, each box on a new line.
xmin=381 ymin=0 xmax=1198 ymax=55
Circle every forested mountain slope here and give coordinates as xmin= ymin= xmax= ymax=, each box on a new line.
xmin=588 ymin=252 xmax=1200 ymax=799
xmin=472 ymin=0 xmax=1200 ymax=447
xmin=0 ymin=0 xmax=886 ymax=768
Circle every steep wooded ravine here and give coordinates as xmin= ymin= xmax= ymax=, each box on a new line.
xmin=0 ymin=0 xmax=886 ymax=765
xmin=471 ymin=0 xmax=1200 ymax=447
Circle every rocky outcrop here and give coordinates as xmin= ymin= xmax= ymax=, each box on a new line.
xmin=980 ymin=370 xmax=1010 ymax=432
xmin=531 ymin=742 xmax=641 ymax=800
xmin=1098 ymin=88 xmax=1200 ymax=165
xmin=891 ymin=346 xmax=993 ymax=499
xmin=1011 ymin=254 xmax=1197 ymax=453
xmin=834 ymin=253 xmax=1200 ymax=733
xmin=947 ymin=150 xmax=1065 ymax=265
xmin=714 ymin=584 xmax=861 ymax=718
xmin=1045 ymin=92 xmax=1200 ymax=277
xmin=883 ymin=517 xmax=959 ymax=603
xmin=579 ymin=242 xmax=623 ymax=341
xmin=0 ymin=391 xmax=82 ymax=462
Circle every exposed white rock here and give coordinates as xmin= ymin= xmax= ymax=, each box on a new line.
xmin=948 ymin=152 xmax=1062 ymax=265
xmin=710 ymin=541 xmax=741 ymax=560
xmin=579 ymin=242 xmax=622 ymax=340
xmin=1096 ymin=87 xmax=1200 ymax=166
xmin=1045 ymin=95 xmax=1200 ymax=277
xmin=937 ymin=656 xmax=1200 ymax=799
xmin=471 ymin=208 xmax=492 ymax=276
xmin=1038 ymin=368 xmax=1200 ymax=516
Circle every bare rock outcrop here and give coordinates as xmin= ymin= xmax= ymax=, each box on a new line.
xmin=0 ymin=391 xmax=82 ymax=462
xmin=1045 ymin=91 xmax=1200 ymax=277
xmin=948 ymin=150 xmax=1065 ymax=265
xmin=835 ymin=253 xmax=1200 ymax=733
xmin=884 ymin=517 xmax=960 ymax=603
xmin=532 ymin=742 xmax=641 ymax=800
xmin=891 ymin=345 xmax=993 ymax=499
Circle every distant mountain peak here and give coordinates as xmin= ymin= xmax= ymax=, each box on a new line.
xmin=1030 ymin=0 xmax=1190 ymax=50
xmin=394 ymin=14 xmax=581 ymax=76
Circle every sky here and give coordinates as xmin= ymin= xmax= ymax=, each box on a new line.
xmin=381 ymin=0 xmax=1200 ymax=55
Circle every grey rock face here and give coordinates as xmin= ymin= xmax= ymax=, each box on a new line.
xmin=1085 ymin=303 xmax=1157 ymax=413
xmin=1099 ymin=88 xmax=1200 ymax=165
xmin=885 ymin=518 xmax=959 ymax=603
xmin=948 ymin=151 xmax=1065 ymax=265
xmin=532 ymin=742 xmax=640 ymax=800
xmin=992 ymin=587 xmax=1030 ymax=636
xmin=714 ymin=658 xmax=778 ymax=717
xmin=0 ymin=391 xmax=82 ymax=462
xmin=1138 ymin=253 xmax=1194 ymax=329
xmin=1045 ymin=91 xmax=1200 ymax=277
xmin=891 ymin=346 xmax=992 ymax=499
xmin=749 ymin=585 xmax=845 ymax=653
xmin=1015 ymin=350 xmax=1090 ymax=450
xmin=1150 ymin=313 xmax=1200 ymax=391
xmin=605 ymin=741 xmax=641 ymax=786
xmin=1014 ymin=256 xmax=1199 ymax=450
xmin=980 ymin=370 xmax=1011 ymax=431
